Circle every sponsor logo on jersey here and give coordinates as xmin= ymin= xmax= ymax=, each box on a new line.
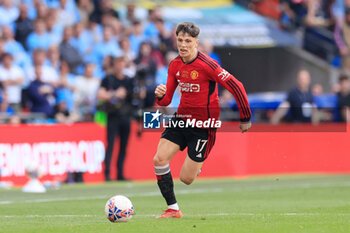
xmin=190 ymin=70 xmax=199 ymax=80
xmin=179 ymin=82 xmax=200 ymax=92
xmin=218 ymin=69 xmax=230 ymax=81
xmin=176 ymin=71 xmax=180 ymax=76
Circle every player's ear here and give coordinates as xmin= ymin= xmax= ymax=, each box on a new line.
xmin=195 ymin=39 xmax=199 ymax=48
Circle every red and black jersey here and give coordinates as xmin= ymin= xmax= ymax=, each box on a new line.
xmin=156 ymin=51 xmax=251 ymax=122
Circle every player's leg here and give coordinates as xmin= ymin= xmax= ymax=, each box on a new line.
xmin=153 ymin=138 xmax=180 ymax=167
xmin=154 ymin=138 xmax=182 ymax=218
xmin=179 ymin=156 xmax=203 ymax=185
xmin=180 ymin=128 xmax=217 ymax=185
xmin=154 ymin=126 xmax=187 ymax=218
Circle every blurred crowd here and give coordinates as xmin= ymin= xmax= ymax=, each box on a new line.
xmin=0 ymin=0 xmax=349 ymax=125
xmin=277 ymin=0 xmax=350 ymax=123
xmin=0 ymin=0 xmax=187 ymax=124
xmin=247 ymin=0 xmax=350 ymax=69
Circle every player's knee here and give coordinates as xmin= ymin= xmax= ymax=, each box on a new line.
xmin=153 ymin=154 xmax=166 ymax=167
xmin=180 ymin=176 xmax=194 ymax=185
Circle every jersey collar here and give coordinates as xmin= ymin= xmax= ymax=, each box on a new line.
xmin=180 ymin=51 xmax=199 ymax=65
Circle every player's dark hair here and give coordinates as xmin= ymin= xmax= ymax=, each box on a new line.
xmin=176 ymin=22 xmax=200 ymax=38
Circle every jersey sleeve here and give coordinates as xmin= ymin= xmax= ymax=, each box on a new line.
xmin=155 ymin=61 xmax=178 ymax=106
xmin=210 ymin=65 xmax=251 ymax=122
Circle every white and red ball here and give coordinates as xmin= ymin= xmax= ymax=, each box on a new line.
xmin=105 ymin=195 xmax=134 ymax=223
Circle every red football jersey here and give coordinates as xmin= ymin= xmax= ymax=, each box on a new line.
xmin=156 ymin=51 xmax=251 ymax=122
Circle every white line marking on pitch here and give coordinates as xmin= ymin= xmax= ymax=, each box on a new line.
xmin=1 ymin=180 xmax=350 ymax=206
xmin=0 ymin=188 xmax=223 ymax=205
xmin=2 ymin=213 xmax=350 ymax=219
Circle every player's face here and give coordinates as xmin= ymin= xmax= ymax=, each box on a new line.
xmin=176 ymin=32 xmax=199 ymax=61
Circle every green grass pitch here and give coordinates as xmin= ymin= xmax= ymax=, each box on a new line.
xmin=1 ymin=175 xmax=350 ymax=233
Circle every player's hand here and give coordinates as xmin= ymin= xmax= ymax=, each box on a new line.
xmin=155 ymin=84 xmax=166 ymax=99
xmin=239 ymin=121 xmax=251 ymax=133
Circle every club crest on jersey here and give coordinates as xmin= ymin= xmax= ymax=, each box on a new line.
xmin=190 ymin=70 xmax=199 ymax=80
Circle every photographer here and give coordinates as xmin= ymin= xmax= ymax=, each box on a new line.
xmin=97 ymin=56 xmax=134 ymax=181
xmin=134 ymin=41 xmax=157 ymax=108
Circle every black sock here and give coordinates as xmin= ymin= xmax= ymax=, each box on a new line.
xmin=155 ymin=165 xmax=177 ymax=205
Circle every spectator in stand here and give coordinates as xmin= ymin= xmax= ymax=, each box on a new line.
xmin=200 ymin=39 xmax=222 ymax=65
xmin=34 ymin=1 xmax=48 ymax=20
xmin=0 ymin=53 xmax=24 ymax=113
xmin=119 ymin=3 xmax=147 ymax=29
xmin=0 ymin=0 xmax=19 ymax=27
xmin=0 ymin=86 xmax=6 ymax=113
xmin=107 ymin=15 xmax=123 ymax=41
xmin=2 ymin=25 xmax=25 ymax=53
xmin=89 ymin=25 xmax=121 ymax=64
xmin=46 ymin=45 xmax=60 ymax=72
xmin=1 ymin=25 xmax=30 ymax=68
xmin=334 ymin=8 xmax=350 ymax=58
xmin=337 ymin=74 xmax=350 ymax=122
xmin=0 ymin=88 xmax=16 ymax=124
xmin=120 ymin=3 xmax=137 ymax=28
xmin=23 ymin=0 xmax=38 ymax=20
xmin=331 ymin=0 xmax=345 ymax=26
xmin=144 ymin=7 xmax=161 ymax=43
xmin=54 ymin=97 xmax=79 ymax=123
xmin=59 ymin=26 xmax=83 ymax=74
xmin=0 ymin=39 xmax=5 ymax=58
xmin=119 ymin=36 xmax=136 ymax=62
xmin=74 ymin=63 xmax=100 ymax=121
xmin=90 ymin=0 xmax=119 ymax=24
xmin=271 ymin=69 xmax=319 ymax=124
xmin=46 ymin=8 xmax=64 ymax=46
xmin=129 ymin=20 xmax=147 ymax=56
xmin=304 ymin=0 xmax=332 ymax=28
xmin=134 ymin=41 xmax=157 ymax=108
xmin=101 ymin=11 xmax=118 ymax=28
xmin=57 ymin=0 xmax=76 ymax=27
xmin=119 ymin=36 xmax=136 ymax=77
xmin=155 ymin=18 xmax=172 ymax=57
xmin=280 ymin=0 xmax=307 ymax=31
xmin=26 ymin=19 xmax=51 ymax=51
xmin=49 ymin=0 xmax=76 ymax=13
xmin=71 ymin=22 xmax=92 ymax=56
xmin=15 ymin=3 xmax=34 ymax=50
xmin=84 ymin=16 xmax=103 ymax=46
xmin=98 ymin=54 xmax=114 ymax=77
xmin=26 ymin=48 xmax=59 ymax=86
xmin=169 ymin=26 xmax=179 ymax=52
xmin=74 ymin=0 xmax=94 ymax=24
xmin=57 ymin=60 xmax=76 ymax=113
xmin=27 ymin=65 xmax=57 ymax=117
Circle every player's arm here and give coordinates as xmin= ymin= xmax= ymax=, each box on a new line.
xmin=211 ymin=66 xmax=252 ymax=132
xmin=155 ymin=63 xmax=178 ymax=106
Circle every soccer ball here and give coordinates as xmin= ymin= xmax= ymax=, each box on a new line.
xmin=105 ymin=195 xmax=134 ymax=223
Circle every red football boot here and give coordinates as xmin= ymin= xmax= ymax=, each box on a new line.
xmin=156 ymin=209 xmax=183 ymax=219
